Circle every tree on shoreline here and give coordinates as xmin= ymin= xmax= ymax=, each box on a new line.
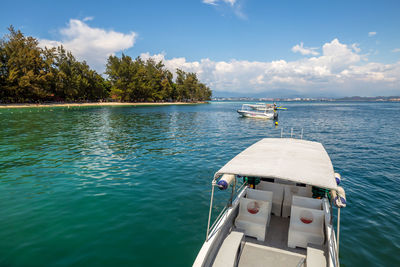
xmin=0 ymin=27 xmax=110 ymax=103
xmin=1 ymin=26 xmax=51 ymax=102
xmin=0 ymin=26 xmax=212 ymax=103
xmin=105 ymin=55 xmax=211 ymax=102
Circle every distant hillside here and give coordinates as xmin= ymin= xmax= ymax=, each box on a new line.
xmin=212 ymin=96 xmax=400 ymax=102
xmin=336 ymin=96 xmax=400 ymax=101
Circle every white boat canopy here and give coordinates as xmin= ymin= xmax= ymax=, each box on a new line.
xmin=214 ymin=138 xmax=338 ymax=190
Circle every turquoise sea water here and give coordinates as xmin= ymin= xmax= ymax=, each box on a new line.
xmin=0 ymin=102 xmax=399 ymax=266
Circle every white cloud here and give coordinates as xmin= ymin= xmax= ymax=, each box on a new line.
xmin=203 ymin=0 xmax=236 ymax=6
xmin=39 ymin=19 xmax=136 ymax=73
xmin=291 ymin=42 xmax=319 ymax=56
xmin=83 ymin=16 xmax=94 ymax=22
xmin=351 ymin=43 xmax=361 ymax=53
xmin=203 ymin=0 xmax=245 ymax=19
xmin=368 ymin=31 xmax=377 ymax=37
xmin=392 ymin=48 xmax=400 ymax=53
xmin=141 ymin=39 xmax=400 ymax=96
xmin=203 ymin=0 xmax=217 ymax=6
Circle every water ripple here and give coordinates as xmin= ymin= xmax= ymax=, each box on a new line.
xmin=0 ymin=102 xmax=399 ymax=266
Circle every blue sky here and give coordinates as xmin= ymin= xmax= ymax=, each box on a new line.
xmin=1 ymin=0 xmax=400 ymax=97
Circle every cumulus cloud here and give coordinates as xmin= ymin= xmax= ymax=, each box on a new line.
xmin=141 ymin=39 xmax=400 ymax=96
xmin=368 ymin=31 xmax=377 ymax=37
xmin=392 ymin=48 xmax=400 ymax=53
xmin=351 ymin=43 xmax=361 ymax=53
xmin=39 ymin=19 xmax=136 ymax=72
xmin=292 ymin=42 xmax=319 ymax=56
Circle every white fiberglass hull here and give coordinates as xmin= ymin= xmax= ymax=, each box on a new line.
xmin=237 ymin=110 xmax=275 ymax=119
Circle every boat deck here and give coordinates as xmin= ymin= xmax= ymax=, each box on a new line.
xmin=238 ymin=243 xmax=305 ymax=267
xmin=251 ymin=215 xmax=306 ymax=254
xmin=234 ymin=216 xmax=314 ymax=267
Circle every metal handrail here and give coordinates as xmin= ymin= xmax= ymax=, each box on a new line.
xmin=206 ymin=181 xmax=247 ymax=240
xmin=336 ymin=208 xmax=341 ymax=266
xmin=207 ymin=205 xmax=228 ymax=239
xmin=280 ymin=128 xmax=304 ymax=139
xmin=235 ymin=181 xmax=248 ymax=194
xmin=327 ymin=198 xmax=340 ymax=267
xmin=296 ymin=257 xmax=305 ymax=267
xmin=329 ymin=223 xmax=340 ymax=266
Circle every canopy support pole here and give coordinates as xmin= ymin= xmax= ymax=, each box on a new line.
xmin=206 ymin=183 xmax=215 ymax=240
xmin=336 ymin=207 xmax=341 ymax=262
xmin=229 ymin=177 xmax=236 ymax=206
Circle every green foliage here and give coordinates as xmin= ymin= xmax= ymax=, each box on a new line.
xmin=1 ymin=26 xmax=49 ymax=102
xmin=105 ymin=56 xmax=211 ymax=102
xmin=0 ymin=39 xmax=7 ymax=99
xmin=0 ymin=26 xmax=211 ymax=103
xmin=0 ymin=26 xmax=109 ymax=103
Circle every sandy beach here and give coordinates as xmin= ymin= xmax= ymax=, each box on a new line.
xmin=0 ymin=102 xmax=207 ymax=109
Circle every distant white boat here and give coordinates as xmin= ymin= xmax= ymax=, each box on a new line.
xmin=193 ymin=138 xmax=346 ymax=267
xmin=248 ymin=103 xmax=287 ymax=111
xmin=248 ymin=103 xmax=274 ymax=111
xmin=237 ymin=104 xmax=277 ymax=119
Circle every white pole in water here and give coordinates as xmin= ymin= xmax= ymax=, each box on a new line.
xmin=206 ymin=183 xmax=215 ymax=240
xmin=301 ymin=128 xmax=303 ymax=139
xmin=291 ymin=128 xmax=293 ymax=137
xmin=281 ymin=128 xmax=283 ymax=138
xmin=337 ymin=208 xmax=341 ymax=261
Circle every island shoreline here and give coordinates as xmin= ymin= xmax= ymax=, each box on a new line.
xmin=0 ymin=101 xmax=208 ymax=109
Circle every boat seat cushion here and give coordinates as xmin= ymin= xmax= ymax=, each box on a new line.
xmin=288 ymin=206 xmax=325 ymax=248
xmin=292 ymin=195 xmax=322 ymax=210
xmin=212 ymin=231 xmax=244 ymax=267
xmin=245 ymin=188 xmax=273 ymax=225
xmin=306 ymin=245 xmax=327 ymax=267
xmin=282 ymin=185 xmax=312 ymax=218
xmin=256 ymin=181 xmax=284 ymax=216
xmin=235 ymin=197 xmax=271 ymax=242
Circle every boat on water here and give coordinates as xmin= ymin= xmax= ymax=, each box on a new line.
xmin=237 ymin=104 xmax=277 ymax=119
xmin=248 ymin=103 xmax=274 ymax=111
xmin=248 ymin=103 xmax=287 ymax=111
xmin=193 ymin=138 xmax=347 ymax=267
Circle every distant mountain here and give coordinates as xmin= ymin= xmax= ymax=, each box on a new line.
xmin=336 ymin=96 xmax=400 ymax=101
xmin=211 ymin=88 xmax=349 ymax=99
xmin=212 ymin=95 xmax=400 ymax=102
xmin=212 ymin=91 xmax=400 ymax=101
xmin=213 ymin=89 xmax=311 ymax=98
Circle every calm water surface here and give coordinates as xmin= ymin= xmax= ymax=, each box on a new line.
xmin=0 ymin=102 xmax=399 ymax=266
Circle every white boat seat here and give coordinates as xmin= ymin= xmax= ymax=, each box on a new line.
xmin=212 ymin=231 xmax=244 ymax=267
xmin=292 ymin=195 xmax=322 ymax=210
xmin=306 ymin=245 xmax=327 ymax=267
xmin=245 ymin=188 xmax=273 ymax=226
xmin=276 ymin=179 xmax=296 ymax=185
xmin=256 ymin=181 xmax=284 ymax=216
xmin=288 ymin=206 xmax=325 ymax=249
xmin=282 ymin=185 xmax=313 ymax=218
xmin=235 ymin=197 xmax=271 ymax=242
